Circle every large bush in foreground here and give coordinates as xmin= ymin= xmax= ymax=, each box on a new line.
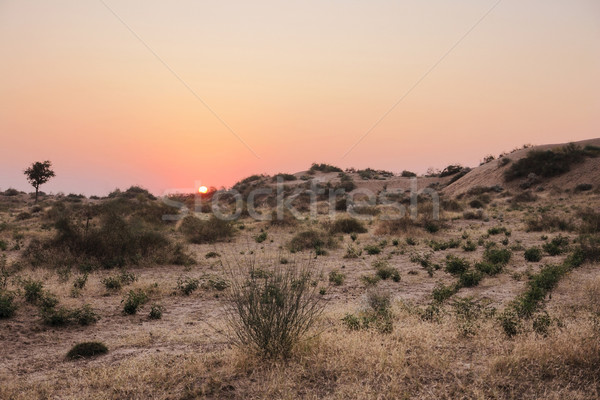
xmin=224 ymin=257 xmax=325 ymax=358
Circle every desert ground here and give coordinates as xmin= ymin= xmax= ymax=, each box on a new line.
xmin=1 ymin=140 xmax=599 ymax=399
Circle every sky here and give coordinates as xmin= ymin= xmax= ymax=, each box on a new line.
xmin=1 ymin=0 xmax=599 ymax=196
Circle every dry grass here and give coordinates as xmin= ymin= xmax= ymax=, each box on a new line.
xmin=1 ymin=189 xmax=600 ymax=399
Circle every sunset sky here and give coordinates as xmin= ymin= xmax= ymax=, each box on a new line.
xmin=1 ymin=0 xmax=599 ymax=196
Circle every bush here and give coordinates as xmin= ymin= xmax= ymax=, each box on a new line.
xmin=177 ymin=276 xmax=200 ymax=295
xmin=401 ymin=170 xmax=416 ymax=177
xmin=445 ymin=255 xmax=470 ymax=275
xmin=0 ymin=290 xmax=17 ymax=318
xmin=459 ymin=271 xmax=483 ymax=288
xmin=364 ymin=244 xmax=381 ymax=255
xmin=484 ymin=248 xmax=512 ymax=266
xmin=309 ymin=163 xmax=343 ymax=173
xmin=255 ymin=232 xmax=267 ymax=243
xmin=102 ymin=271 xmax=136 ymax=291
xmin=524 ymin=247 xmax=543 ymax=262
xmin=288 ymin=230 xmax=337 ymax=253
xmin=543 ymin=235 xmax=569 ymax=256
xmin=578 ymin=209 xmax=600 ymax=234
xmin=469 ymin=199 xmax=484 ymax=209
xmin=462 ymin=241 xmax=477 ymax=252
xmin=475 ymin=261 xmax=502 ymax=276
xmin=463 ymin=210 xmax=484 ymax=220
xmin=224 ymin=258 xmax=325 ymax=358
xmin=40 ymin=303 xmax=99 ymax=326
xmin=122 ymin=289 xmax=148 ymax=315
xmin=328 ymin=270 xmax=346 ymax=286
xmin=328 ymin=217 xmax=367 ymax=234
xmin=574 ymin=183 xmax=593 ymax=193
xmin=23 ymin=279 xmax=44 ymax=304
xmin=180 ymin=215 xmax=235 ymax=244
xmin=66 ymin=342 xmax=108 ymax=360
xmin=525 ymin=214 xmax=574 ymax=232
xmin=149 ymin=304 xmax=163 ymax=320
xmin=432 ymin=283 xmax=458 ymax=303
xmin=373 ymin=260 xmax=400 ymax=282
xmin=498 ymin=309 xmax=520 ymax=337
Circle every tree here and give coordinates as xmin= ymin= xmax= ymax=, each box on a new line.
xmin=24 ymin=161 xmax=55 ymax=203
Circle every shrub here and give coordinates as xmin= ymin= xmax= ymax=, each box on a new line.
xmin=514 ymin=264 xmax=567 ymax=318
xmin=401 ymin=170 xmax=416 ymax=177
xmin=488 ymin=226 xmax=509 ymax=235
xmin=23 ymin=279 xmax=44 ymax=304
xmin=343 ymin=244 xmax=362 ymax=259
xmin=498 ymin=309 xmax=520 ymax=337
xmin=0 ymin=290 xmax=17 ymax=318
xmin=180 ymin=215 xmax=235 ymax=244
xmin=73 ymin=273 xmax=88 ymax=290
xmin=309 ymin=163 xmax=343 ymax=173
xmin=342 ymin=289 xmax=394 ymax=334
xmin=578 ymin=209 xmax=600 ymax=234
xmin=177 ymin=276 xmax=200 ymax=295
xmin=452 ymin=297 xmax=482 ymax=337
xmin=524 ymin=247 xmax=542 ymax=262
xmin=475 ymin=261 xmax=502 ymax=276
xmin=66 ymin=342 xmax=108 ymax=360
xmin=459 ymin=271 xmax=483 ymax=288
xmin=462 ymin=240 xmax=477 ymax=252
xmin=224 ymin=258 xmax=325 ymax=358
xmin=463 ymin=209 xmax=484 ymax=220
xmin=543 ymin=235 xmax=569 ymax=256
xmin=432 ymin=283 xmax=458 ymax=303
xmin=271 ymin=173 xmax=296 ymax=182
xmin=255 ymin=232 xmax=267 ymax=243
xmin=406 ymin=237 xmax=417 ymax=246
xmin=149 ymin=304 xmax=163 ymax=320
xmin=361 ymin=274 xmax=381 ymax=286
xmin=574 ymin=183 xmax=593 ymax=193
xmin=328 ymin=217 xmax=367 ymax=234
xmin=445 ymin=255 xmax=470 ymax=275
xmin=364 ymin=244 xmax=381 ymax=255
xmin=122 ymin=289 xmax=148 ymax=315
xmin=373 ymin=260 xmax=400 ymax=282
xmin=469 ymin=199 xmax=484 ymax=209
xmin=484 ymin=248 xmax=512 ymax=266
xmin=102 ymin=271 xmax=136 ymax=291
xmin=40 ymin=304 xmax=99 ymax=326
xmin=207 ymin=276 xmax=230 ymax=291
xmin=525 ymin=214 xmax=574 ymax=232
xmin=328 ymin=270 xmax=345 ymax=286
xmin=288 ymin=230 xmax=337 ymax=253
xmin=71 ymin=304 xmax=100 ymax=326
xmin=205 ymin=251 xmax=220 ymax=259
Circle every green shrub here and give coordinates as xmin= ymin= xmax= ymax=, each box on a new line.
xmin=484 ymin=248 xmax=512 ymax=266
xmin=309 ymin=163 xmax=343 ymax=173
xmin=255 ymin=232 xmax=267 ymax=243
xmin=328 ymin=270 xmax=346 ymax=286
xmin=207 ymin=276 xmax=230 ymax=291
xmin=122 ymin=289 xmax=148 ymax=315
xmin=224 ymin=258 xmax=325 ymax=358
xmin=475 ymin=261 xmax=502 ymax=276
xmin=40 ymin=303 xmax=99 ymax=326
xmin=406 ymin=237 xmax=417 ymax=246
xmin=458 ymin=271 xmax=483 ymax=287
xmin=66 ymin=342 xmax=108 ymax=360
xmin=543 ymin=235 xmax=569 ymax=255
xmin=23 ymin=279 xmax=44 ymax=304
xmin=488 ymin=226 xmax=508 ymax=235
xmin=149 ymin=304 xmax=163 ymax=320
xmin=401 ymin=170 xmax=417 ymax=177
xmin=328 ymin=217 xmax=367 ymax=234
xmin=524 ymin=247 xmax=542 ymax=262
xmin=102 ymin=271 xmax=136 ymax=291
xmin=462 ymin=241 xmax=477 ymax=252
xmin=71 ymin=304 xmax=100 ymax=326
xmin=73 ymin=273 xmax=88 ymax=290
xmin=498 ymin=309 xmax=520 ymax=337
xmin=373 ymin=260 xmax=400 ymax=282
xmin=363 ymin=244 xmax=381 ymax=255
xmin=432 ymin=283 xmax=458 ymax=303
xmin=177 ymin=276 xmax=200 ymax=295
xmin=445 ymin=255 xmax=470 ymax=275
xmin=0 ymin=290 xmax=17 ymax=318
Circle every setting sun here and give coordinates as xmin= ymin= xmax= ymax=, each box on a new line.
xmin=198 ymin=186 xmax=208 ymax=194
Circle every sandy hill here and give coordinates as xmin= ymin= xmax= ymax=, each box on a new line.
xmin=443 ymin=137 xmax=600 ymax=197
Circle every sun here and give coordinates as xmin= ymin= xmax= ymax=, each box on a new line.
xmin=198 ymin=186 xmax=208 ymax=194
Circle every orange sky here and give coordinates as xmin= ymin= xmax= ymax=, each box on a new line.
xmin=1 ymin=0 xmax=599 ymax=196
